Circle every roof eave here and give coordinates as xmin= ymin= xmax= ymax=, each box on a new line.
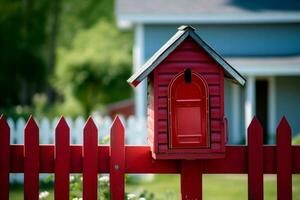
xmin=117 ymin=13 xmax=300 ymax=28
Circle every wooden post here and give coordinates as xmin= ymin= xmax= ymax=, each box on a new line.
xmin=247 ymin=117 xmax=263 ymax=200
xmin=24 ymin=116 xmax=39 ymax=200
xmin=276 ymin=117 xmax=292 ymax=200
xmin=83 ymin=117 xmax=98 ymax=200
xmin=0 ymin=115 xmax=10 ymax=200
xmin=54 ymin=117 xmax=70 ymax=200
xmin=110 ymin=116 xmax=125 ymax=200
xmin=181 ymin=160 xmax=202 ymax=200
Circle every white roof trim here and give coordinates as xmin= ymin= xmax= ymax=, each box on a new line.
xmin=117 ymin=13 xmax=300 ymax=28
xmin=226 ymin=56 xmax=300 ymax=76
xmin=236 ymin=65 xmax=300 ymax=76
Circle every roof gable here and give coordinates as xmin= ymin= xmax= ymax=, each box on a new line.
xmin=128 ymin=25 xmax=246 ymax=87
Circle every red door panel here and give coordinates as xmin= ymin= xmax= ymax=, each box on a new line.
xmin=168 ymin=71 xmax=210 ymax=149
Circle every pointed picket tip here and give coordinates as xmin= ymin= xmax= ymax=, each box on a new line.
xmin=0 ymin=114 xmax=9 ymax=131
xmin=111 ymin=115 xmax=125 ymax=132
xmin=277 ymin=116 xmax=291 ymax=138
xmin=277 ymin=116 xmax=291 ymax=131
xmin=25 ymin=115 xmax=38 ymax=132
xmin=83 ymin=116 xmax=97 ymax=133
xmin=55 ymin=116 xmax=69 ymax=132
xmin=247 ymin=116 xmax=263 ymax=135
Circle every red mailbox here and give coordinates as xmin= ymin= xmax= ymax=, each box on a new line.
xmin=128 ymin=25 xmax=245 ymax=159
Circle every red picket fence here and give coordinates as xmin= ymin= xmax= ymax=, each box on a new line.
xmin=0 ymin=114 xmax=300 ymax=200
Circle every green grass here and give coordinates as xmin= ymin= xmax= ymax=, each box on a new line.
xmin=10 ymin=175 xmax=300 ymax=199
xmin=10 ymin=183 xmax=54 ymax=200
xmin=126 ymin=174 xmax=300 ymax=200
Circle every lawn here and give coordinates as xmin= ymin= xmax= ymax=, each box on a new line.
xmin=126 ymin=174 xmax=300 ymax=200
xmin=10 ymin=174 xmax=300 ymax=199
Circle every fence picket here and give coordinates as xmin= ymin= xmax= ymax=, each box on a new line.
xmin=24 ymin=116 xmax=39 ymax=200
xmin=110 ymin=116 xmax=125 ymax=199
xmin=54 ymin=117 xmax=70 ymax=200
xmin=0 ymin=115 xmax=10 ymax=200
xmin=83 ymin=117 xmax=98 ymax=200
xmin=247 ymin=117 xmax=263 ymax=200
xmin=1 ymin=114 xmax=299 ymax=199
xmin=276 ymin=117 xmax=292 ymax=200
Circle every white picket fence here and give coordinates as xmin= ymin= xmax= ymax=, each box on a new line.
xmin=7 ymin=115 xmax=147 ymax=183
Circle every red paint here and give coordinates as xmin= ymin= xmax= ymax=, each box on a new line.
xmin=6 ymin=144 xmax=300 ymax=174
xmin=0 ymin=115 xmax=9 ymax=200
xmin=276 ymin=117 xmax=292 ymax=200
xmin=149 ymin=36 xmax=225 ymax=159
xmin=169 ymin=71 xmax=209 ymax=149
xmin=0 ymin=116 xmax=298 ymax=198
xmin=110 ymin=116 xmax=125 ymax=199
xmin=54 ymin=117 xmax=70 ymax=200
xmin=83 ymin=117 xmax=98 ymax=200
xmin=247 ymin=117 xmax=263 ymax=200
xmin=181 ymin=160 xmax=202 ymax=200
xmin=24 ymin=116 xmax=39 ymax=200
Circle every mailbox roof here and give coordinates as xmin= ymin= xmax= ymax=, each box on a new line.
xmin=128 ymin=25 xmax=246 ymax=87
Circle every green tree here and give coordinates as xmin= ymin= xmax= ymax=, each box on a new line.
xmin=0 ymin=0 xmax=49 ymax=107
xmin=53 ymin=0 xmax=132 ymax=116
xmin=0 ymin=0 xmax=133 ymax=117
xmin=54 ymin=20 xmax=132 ymax=115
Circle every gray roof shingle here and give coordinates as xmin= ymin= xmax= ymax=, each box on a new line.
xmin=128 ymin=26 xmax=246 ymax=87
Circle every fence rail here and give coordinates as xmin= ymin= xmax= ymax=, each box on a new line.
xmin=0 ymin=115 xmax=300 ymax=199
xmin=4 ymin=115 xmax=147 ymax=183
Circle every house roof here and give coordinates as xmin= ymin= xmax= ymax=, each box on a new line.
xmin=226 ymin=55 xmax=300 ymax=75
xmin=116 ymin=0 xmax=300 ymax=26
xmin=128 ymin=26 xmax=246 ymax=87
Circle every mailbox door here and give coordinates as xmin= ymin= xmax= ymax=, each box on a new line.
xmin=168 ymin=71 xmax=209 ymax=148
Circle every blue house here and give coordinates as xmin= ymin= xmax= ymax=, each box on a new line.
xmin=116 ymin=0 xmax=300 ymax=143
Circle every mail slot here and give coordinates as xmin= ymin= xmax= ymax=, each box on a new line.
xmin=168 ymin=70 xmax=209 ymax=149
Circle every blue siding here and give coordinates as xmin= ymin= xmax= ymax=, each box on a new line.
xmin=144 ymin=24 xmax=300 ymax=58
xmin=142 ymin=23 xmax=300 ymax=143
xmin=276 ymin=76 xmax=300 ymax=136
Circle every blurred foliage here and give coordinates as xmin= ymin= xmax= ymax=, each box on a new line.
xmin=292 ymin=133 xmax=300 ymax=145
xmin=0 ymin=0 xmax=48 ymax=107
xmin=54 ymin=20 xmax=132 ymax=115
xmin=0 ymin=0 xmax=132 ymax=117
xmin=0 ymin=0 xmax=133 ymax=118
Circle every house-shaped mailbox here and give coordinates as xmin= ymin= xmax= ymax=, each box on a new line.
xmin=128 ymin=26 xmax=246 ymax=159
